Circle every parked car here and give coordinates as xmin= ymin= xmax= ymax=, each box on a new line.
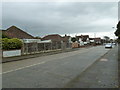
xmin=105 ymin=43 xmax=112 ymax=48
xmin=112 ymin=43 xmax=116 ymax=45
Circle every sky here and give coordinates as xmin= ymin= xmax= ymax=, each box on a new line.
xmin=2 ymin=2 xmax=118 ymax=39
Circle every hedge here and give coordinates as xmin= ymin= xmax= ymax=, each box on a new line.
xmin=1 ymin=38 xmax=23 ymax=50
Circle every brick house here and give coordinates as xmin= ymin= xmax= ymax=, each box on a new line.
xmin=2 ymin=26 xmax=35 ymax=39
xmin=41 ymin=34 xmax=63 ymax=49
xmin=42 ymin=34 xmax=72 ymax=43
xmin=62 ymin=34 xmax=72 ymax=48
xmin=89 ymin=37 xmax=102 ymax=45
xmin=42 ymin=34 xmax=72 ymax=49
xmin=42 ymin=34 xmax=62 ymax=42
xmin=62 ymin=34 xmax=72 ymax=43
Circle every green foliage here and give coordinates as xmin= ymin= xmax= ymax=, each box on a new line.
xmin=71 ymin=37 xmax=77 ymax=42
xmin=115 ymin=21 xmax=120 ymax=39
xmin=116 ymin=38 xmax=120 ymax=43
xmin=2 ymin=38 xmax=22 ymax=50
xmin=104 ymin=36 xmax=110 ymax=41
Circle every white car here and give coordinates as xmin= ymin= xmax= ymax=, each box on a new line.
xmin=105 ymin=43 xmax=112 ymax=48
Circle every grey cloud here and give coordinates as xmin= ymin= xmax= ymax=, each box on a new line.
xmin=2 ymin=2 xmax=118 ymax=37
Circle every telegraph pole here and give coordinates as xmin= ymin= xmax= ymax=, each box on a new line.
xmin=94 ymin=33 xmax=96 ymax=38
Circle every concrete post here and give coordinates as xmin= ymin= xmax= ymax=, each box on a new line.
xmin=26 ymin=43 xmax=28 ymax=54
xmin=56 ymin=42 xmax=58 ymax=49
xmin=51 ymin=42 xmax=52 ymax=50
xmin=21 ymin=42 xmax=24 ymax=55
xmin=43 ymin=43 xmax=45 ymax=51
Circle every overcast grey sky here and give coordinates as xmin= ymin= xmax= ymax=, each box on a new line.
xmin=2 ymin=2 xmax=118 ymax=38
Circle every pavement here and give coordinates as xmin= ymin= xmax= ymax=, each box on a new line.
xmin=2 ymin=45 xmax=116 ymax=88
xmin=118 ymin=44 xmax=120 ymax=87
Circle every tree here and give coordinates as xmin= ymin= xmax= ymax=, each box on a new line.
xmin=104 ymin=36 xmax=110 ymax=43
xmin=115 ymin=21 xmax=120 ymax=39
xmin=115 ymin=21 xmax=120 ymax=43
xmin=71 ymin=37 xmax=77 ymax=42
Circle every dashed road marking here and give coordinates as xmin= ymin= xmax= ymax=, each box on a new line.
xmin=100 ymin=58 xmax=108 ymax=62
xmin=1 ymin=61 xmax=46 ymax=74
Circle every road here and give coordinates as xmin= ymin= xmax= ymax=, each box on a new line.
xmin=64 ymin=46 xmax=118 ymax=88
xmin=2 ymin=46 xmax=111 ymax=88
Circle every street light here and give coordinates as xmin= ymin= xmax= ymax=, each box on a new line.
xmin=112 ymin=27 xmax=116 ymax=42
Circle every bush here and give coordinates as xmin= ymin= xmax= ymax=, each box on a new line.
xmin=2 ymin=38 xmax=23 ymax=50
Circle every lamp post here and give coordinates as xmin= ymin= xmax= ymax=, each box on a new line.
xmin=112 ymin=27 xmax=116 ymax=42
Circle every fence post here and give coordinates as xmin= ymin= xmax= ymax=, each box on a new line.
xmin=21 ymin=42 xmax=24 ymax=55
xmin=35 ymin=42 xmax=38 ymax=53
xmin=61 ymin=41 xmax=63 ymax=50
xmin=37 ymin=43 xmax=38 ymax=53
xmin=51 ymin=42 xmax=52 ymax=50
xmin=44 ymin=43 xmax=46 ymax=52
xmin=56 ymin=42 xmax=58 ymax=50
xmin=26 ymin=43 xmax=28 ymax=54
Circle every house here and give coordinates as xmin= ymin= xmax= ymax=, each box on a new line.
xmin=42 ymin=34 xmax=62 ymax=43
xmin=62 ymin=34 xmax=72 ymax=43
xmin=89 ymin=37 xmax=102 ymax=45
xmin=1 ymin=26 xmax=35 ymax=39
xmin=89 ymin=38 xmax=95 ymax=44
xmin=76 ymin=35 xmax=90 ymax=46
xmin=93 ymin=37 xmax=102 ymax=45
xmin=72 ymin=42 xmax=79 ymax=48
xmin=42 ymin=34 xmax=72 ymax=43
xmin=41 ymin=34 xmax=62 ymax=49
xmin=62 ymin=34 xmax=72 ymax=48
xmin=41 ymin=34 xmax=72 ymax=49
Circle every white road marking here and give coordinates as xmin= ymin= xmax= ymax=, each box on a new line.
xmin=1 ymin=61 xmax=46 ymax=74
xmin=2 ymin=49 xmax=89 ymax=74
xmin=113 ymin=54 xmax=116 ymax=56
xmin=100 ymin=59 xmax=108 ymax=61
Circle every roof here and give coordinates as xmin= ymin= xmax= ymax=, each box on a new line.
xmin=62 ymin=36 xmax=71 ymax=42
xmin=0 ymin=30 xmax=6 ymax=33
xmin=42 ymin=34 xmax=62 ymax=42
xmin=76 ymin=35 xmax=89 ymax=37
xmin=39 ymin=40 xmax=52 ymax=43
xmin=89 ymin=38 xmax=101 ymax=41
xmin=2 ymin=26 xmax=35 ymax=39
xmin=76 ymin=35 xmax=89 ymax=42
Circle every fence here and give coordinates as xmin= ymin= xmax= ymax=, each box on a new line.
xmin=22 ymin=42 xmax=72 ymax=55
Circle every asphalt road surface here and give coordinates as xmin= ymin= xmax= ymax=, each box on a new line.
xmin=2 ymin=46 xmax=111 ymax=88
xmin=64 ymin=46 xmax=118 ymax=88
